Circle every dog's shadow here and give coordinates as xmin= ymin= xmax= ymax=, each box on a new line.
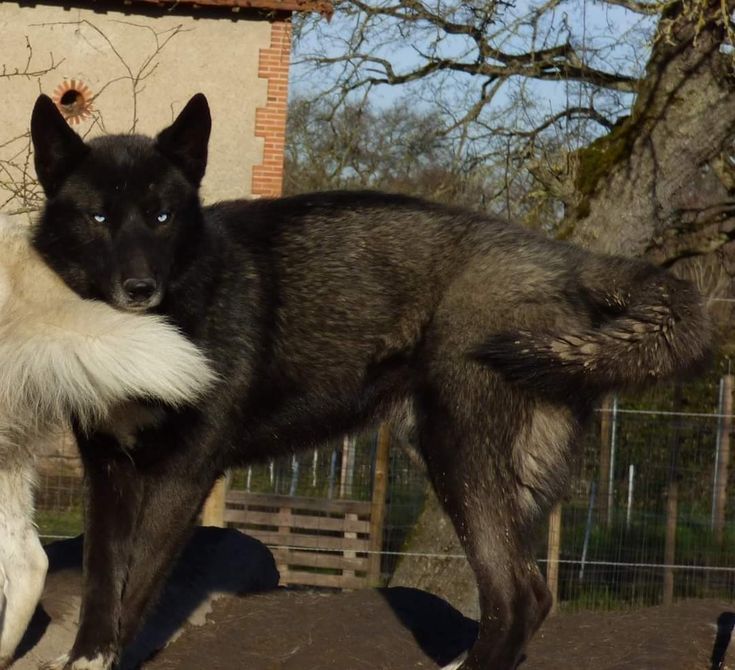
xmin=378 ymin=587 xmax=478 ymax=666
xmin=711 ymin=611 xmax=735 ymax=670
xmin=17 ymin=529 xmax=479 ymax=669
xmin=16 ymin=527 xmax=279 ymax=669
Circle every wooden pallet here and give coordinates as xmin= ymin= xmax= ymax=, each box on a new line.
xmin=225 ymin=490 xmax=378 ymax=590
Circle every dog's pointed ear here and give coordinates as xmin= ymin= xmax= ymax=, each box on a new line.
xmin=156 ymin=93 xmax=211 ymax=187
xmin=31 ymin=95 xmax=89 ymax=196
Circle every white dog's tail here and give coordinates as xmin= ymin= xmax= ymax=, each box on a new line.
xmin=0 ymin=301 xmax=216 ymax=431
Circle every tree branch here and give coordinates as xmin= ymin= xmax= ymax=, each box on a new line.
xmin=305 ymin=49 xmax=639 ymax=93
xmin=603 ymin=0 xmax=673 ymax=15
xmin=0 ymin=36 xmax=63 ymax=80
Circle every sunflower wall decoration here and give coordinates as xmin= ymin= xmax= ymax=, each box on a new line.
xmin=52 ymin=80 xmax=94 ymax=125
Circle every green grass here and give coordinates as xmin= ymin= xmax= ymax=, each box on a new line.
xmin=37 ymin=507 xmax=83 ymax=540
xmin=545 ymin=508 xmax=735 ymax=610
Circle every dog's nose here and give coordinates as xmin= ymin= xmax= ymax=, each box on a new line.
xmin=122 ymin=278 xmax=157 ymax=302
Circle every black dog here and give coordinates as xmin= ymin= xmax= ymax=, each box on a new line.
xmin=30 ymin=93 xmax=711 ymax=670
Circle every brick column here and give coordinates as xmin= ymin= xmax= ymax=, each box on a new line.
xmin=251 ymin=17 xmax=291 ymax=197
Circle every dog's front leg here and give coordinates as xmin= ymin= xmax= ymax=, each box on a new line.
xmin=115 ymin=447 xmax=222 ymax=656
xmin=0 ymin=463 xmax=48 ymax=669
xmin=45 ymin=434 xmax=144 ymax=670
xmin=54 ymin=432 xmax=219 ymax=670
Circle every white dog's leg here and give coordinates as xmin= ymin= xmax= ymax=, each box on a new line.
xmin=0 ymin=464 xmax=48 ymax=669
xmin=0 ymin=563 xmax=7 ymax=669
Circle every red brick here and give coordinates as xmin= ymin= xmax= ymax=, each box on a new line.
xmin=252 ymin=18 xmax=291 ymax=198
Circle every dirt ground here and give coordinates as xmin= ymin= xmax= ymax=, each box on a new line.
xmin=147 ymin=591 xmax=732 ymax=670
xmin=14 ymin=531 xmax=735 ymax=670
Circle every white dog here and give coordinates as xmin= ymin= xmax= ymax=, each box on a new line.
xmin=0 ymin=214 xmax=215 ymax=668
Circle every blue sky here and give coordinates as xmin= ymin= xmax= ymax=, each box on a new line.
xmin=289 ymin=0 xmax=657 ymax=136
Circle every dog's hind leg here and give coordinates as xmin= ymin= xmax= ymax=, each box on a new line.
xmin=415 ymin=371 xmax=562 ymax=670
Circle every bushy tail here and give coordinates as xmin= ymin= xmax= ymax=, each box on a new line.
xmin=0 ymin=301 xmax=216 ymax=432
xmin=473 ymin=260 xmax=712 ymax=396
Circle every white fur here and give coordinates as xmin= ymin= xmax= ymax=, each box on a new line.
xmin=0 ymin=216 xmax=217 ymax=433
xmin=40 ymin=652 xmax=114 ymax=670
xmin=0 ymin=466 xmax=48 ymax=670
xmin=0 ymin=214 xmax=216 ymax=667
xmin=39 ymin=653 xmax=69 ymax=670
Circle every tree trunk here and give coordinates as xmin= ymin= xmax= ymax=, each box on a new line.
xmin=391 ymin=0 xmax=735 ymax=610
xmin=389 ymin=485 xmax=480 ymax=618
xmin=571 ymin=2 xmax=735 ymax=263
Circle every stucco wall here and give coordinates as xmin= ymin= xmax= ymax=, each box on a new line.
xmin=0 ymin=2 xmax=272 ymax=217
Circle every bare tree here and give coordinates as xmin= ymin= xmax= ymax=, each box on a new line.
xmin=0 ymin=39 xmax=63 ymax=215
xmin=294 ymin=0 xmax=659 ymax=220
xmin=294 ymin=1 xmax=735 ymax=267
xmin=286 ymin=95 xmax=513 ymax=209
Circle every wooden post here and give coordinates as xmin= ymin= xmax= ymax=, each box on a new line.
xmin=344 ymin=512 xmax=358 ymax=582
xmin=368 ymin=423 xmax=391 ymax=585
xmin=277 ymin=504 xmax=293 ymax=585
xmin=346 ymin=436 xmax=357 ymax=496
xmin=598 ymin=395 xmax=613 ymax=525
xmin=663 ymin=383 xmax=683 ymax=605
xmin=201 ymin=472 xmax=230 ymax=527
xmin=339 ymin=435 xmax=356 ymax=498
xmin=546 ymin=503 xmax=562 ymax=613
xmin=663 ymin=479 xmax=678 ymax=605
xmin=714 ymin=374 xmax=733 ymax=546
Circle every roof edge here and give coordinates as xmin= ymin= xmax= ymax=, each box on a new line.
xmin=128 ymin=0 xmax=332 ymax=15
xmin=22 ymin=0 xmax=333 ymax=18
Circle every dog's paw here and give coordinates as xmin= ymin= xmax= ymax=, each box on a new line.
xmin=40 ymin=653 xmax=70 ymax=670
xmin=41 ymin=652 xmax=116 ymax=670
xmin=440 ymin=652 xmax=468 ymax=669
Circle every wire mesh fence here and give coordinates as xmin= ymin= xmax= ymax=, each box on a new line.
xmin=35 ymin=471 xmax=84 ymax=540
xmin=32 ymin=366 xmax=735 ymax=611
xmin=553 ymin=394 xmax=735 ymax=610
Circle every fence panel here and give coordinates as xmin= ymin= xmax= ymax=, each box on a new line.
xmin=31 ymin=370 xmax=735 ymax=610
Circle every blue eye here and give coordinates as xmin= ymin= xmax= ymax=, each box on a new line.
xmin=92 ymin=213 xmax=107 ymax=224
xmin=156 ymin=212 xmax=170 ymax=224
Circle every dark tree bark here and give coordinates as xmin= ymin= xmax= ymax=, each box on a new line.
xmin=389 ymin=487 xmax=481 ymax=618
xmin=570 ymin=1 xmax=735 ymax=265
